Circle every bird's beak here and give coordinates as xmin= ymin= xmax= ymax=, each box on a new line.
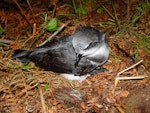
xmin=75 ymin=54 xmax=82 ymax=68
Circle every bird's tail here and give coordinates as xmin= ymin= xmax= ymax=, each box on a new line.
xmin=12 ymin=50 xmax=30 ymax=62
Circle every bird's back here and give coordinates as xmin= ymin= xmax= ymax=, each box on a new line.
xmin=13 ymin=36 xmax=76 ymax=74
xmin=31 ymin=36 xmax=76 ymax=73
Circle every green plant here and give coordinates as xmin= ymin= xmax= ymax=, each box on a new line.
xmin=137 ymin=0 xmax=150 ymax=12
xmin=133 ymin=33 xmax=150 ymax=60
xmin=114 ymin=56 xmax=120 ymax=62
xmin=137 ymin=33 xmax=150 ymax=54
xmin=133 ymin=45 xmax=139 ymax=60
xmin=18 ymin=63 xmax=37 ymax=70
xmin=76 ymin=6 xmax=86 ymax=15
xmin=145 ymin=0 xmax=150 ymax=11
xmin=72 ymin=0 xmax=86 ymax=15
xmin=41 ymin=12 xmax=48 ymax=23
xmin=44 ymin=83 xmax=49 ymax=91
xmin=22 ymin=26 xmax=32 ymax=31
xmin=46 ymin=18 xmax=58 ymax=32
xmin=0 ymin=28 xmax=6 ymax=35
xmin=97 ymin=7 xmax=103 ymax=14
xmin=102 ymin=2 xmax=120 ymax=33
xmin=132 ymin=0 xmax=150 ymax=27
xmin=0 ymin=42 xmax=4 ymax=46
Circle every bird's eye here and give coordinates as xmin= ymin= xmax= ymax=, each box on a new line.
xmin=84 ymin=42 xmax=97 ymax=50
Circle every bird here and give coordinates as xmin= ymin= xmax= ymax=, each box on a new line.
xmin=12 ymin=26 xmax=109 ymax=82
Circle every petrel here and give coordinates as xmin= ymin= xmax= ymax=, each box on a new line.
xmin=12 ymin=26 xmax=109 ymax=81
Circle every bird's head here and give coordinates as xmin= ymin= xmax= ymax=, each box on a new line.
xmin=72 ymin=26 xmax=106 ymax=57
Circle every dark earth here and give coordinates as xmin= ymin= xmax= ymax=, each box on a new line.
xmin=0 ymin=0 xmax=150 ymax=113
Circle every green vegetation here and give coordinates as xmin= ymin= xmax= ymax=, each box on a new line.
xmin=17 ymin=63 xmax=37 ymax=70
xmin=0 ymin=28 xmax=6 ymax=46
xmin=46 ymin=18 xmax=58 ymax=32
xmin=137 ymin=0 xmax=150 ymax=12
xmin=22 ymin=26 xmax=32 ymax=31
xmin=98 ymin=0 xmax=150 ymax=35
xmin=0 ymin=28 xmax=6 ymax=35
xmin=72 ymin=0 xmax=86 ymax=15
xmin=41 ymin=12 xmax=48 ymax=23
xmin=133 ymin=33 xmax=150 ymax=60
xmin=44 ymin=83 xmax=49 ymax=91
xmin=0 ymin=42 xmax=4 ymax=46
xmin=97 ymin=7 xmax=103 ymax=14
xmin=114 ymin=55 xmax=120 ymax=62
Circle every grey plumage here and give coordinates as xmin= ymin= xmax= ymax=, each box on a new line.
xmin=12 ymin=26 xmax=109 ymax=80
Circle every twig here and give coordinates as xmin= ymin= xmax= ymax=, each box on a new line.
xmin=116 ymin=76 xmax=148 ymax=80
xmin=52 ymin=0 xmax=57 ymax=18
xmin=26 ymin=0 xmax=36 ymax=23
xmin=115 ymin=104 xmax=125 ymax=113
xmin=113 ymin=60 xmax=145 ymax=93
xmin=102 ymin=6 xmax=115 ymax=20
xmin=26 ymin=0 xmax=37 ymax=39
xmin=116 ymin=60 xmax=143 ymax=77
xmin=13 ymin=0 xmax=32 ymax=28
xmin=38 ymin=86 xmax=47 ymax=113
xmin=111 ymin=1 xmax=120 ymax=32
xmin=0 ymin=39 xmax=12 ymax=44
xmin=39 ymin=24 xmax=65 ymax=46
xmin=31 ymin=23 xmax=37 ymax=40
xmin=126 ymin=0 xmax=130 ymax=19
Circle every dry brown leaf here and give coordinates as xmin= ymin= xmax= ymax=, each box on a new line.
xmin=115 ymin=90 xmax=130 ymax=98
xmin=80 ymin=102 xmax=86 ymax=109
xmin=10 ymin=41 xmax=21 ymax=50
xmin=87 ymin=96 xmax=99 ymax=104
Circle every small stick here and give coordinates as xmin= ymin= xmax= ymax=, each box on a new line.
xmin=116 ymin=75 xmax=148 ymax=80
xmin=13 ymin=0 xmax=32 ymax=28
xmin=117 ymin=60 xmax=143 ymax=77
xmin=26 ymin=0 xmax=36 ymax=23
xmin=39 ymin=24 xmax=65 ymax=46
xmin=114 ymin=104 xmax=125 ymax=113
xmin=0 ymin=39 xmax=12 ymax=44
xmin=38 ymin=86 xmax=47 ymax=113
xmin=31 ymin=23 xmax=37 ymax=39
xmin=113 ymin=60 xmax=144 ymax=93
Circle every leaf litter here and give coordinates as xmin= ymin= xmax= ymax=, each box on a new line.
xmin=0 ymin=0 xmax=150 ymax=113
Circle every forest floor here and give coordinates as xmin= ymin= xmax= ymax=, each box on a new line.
xmin=0 ymin=0 xmax=150 ymax=113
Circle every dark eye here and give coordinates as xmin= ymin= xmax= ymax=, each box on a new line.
xmin=84 ymin=42 xmax=97 ymax=50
